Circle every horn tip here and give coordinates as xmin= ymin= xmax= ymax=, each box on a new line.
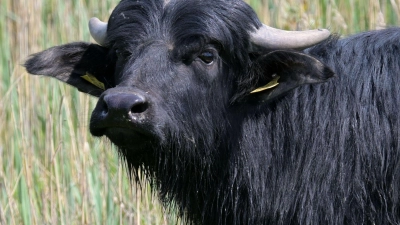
xmin=89 ymin=17 xmax=102 ymax=29
xmin=318 ymin=28 xmax=331 ymax=39
xmin=318 ymin=28 xmax=330 ymax=33
xmin=89 ymin=17 xmax=107 ymax=45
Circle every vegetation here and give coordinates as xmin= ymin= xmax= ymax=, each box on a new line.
xmin=0 ymin=0 xmax=399 ymax=224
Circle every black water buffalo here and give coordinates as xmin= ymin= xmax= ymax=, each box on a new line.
xmin=25 ymin=0 xmax=400 ymax=224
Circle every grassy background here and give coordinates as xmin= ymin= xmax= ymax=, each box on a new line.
xmin=1 ymin=0 xmax=399 ymax=224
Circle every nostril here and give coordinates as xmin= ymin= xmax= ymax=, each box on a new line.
xmin=101 ymin=92 xmax=149 ymax=117
xmin=131 ymin=101 xmax=148 ymax=114
xmin=95 ymin=96 xmax=109 ymax=117
xmin=102 ymin=100 xmax=109 ymax=115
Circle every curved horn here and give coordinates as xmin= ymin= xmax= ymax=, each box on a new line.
xmin=250 ymin=24 xmax=331 ymax=50
xmin=89 ymin=17 xmax=108 ymax=45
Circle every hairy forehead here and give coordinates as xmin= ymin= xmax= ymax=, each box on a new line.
xmin=106 ymin=0 xmax=260 ymax=49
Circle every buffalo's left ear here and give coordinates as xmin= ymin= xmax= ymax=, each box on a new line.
xmin=238 ymin=50 xmax=334 ymax=103
xmin=25 ymin=42 xmax=115 ymax=97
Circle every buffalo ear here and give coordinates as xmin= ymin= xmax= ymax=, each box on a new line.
xmin=240 ymin=50 xmax=334 ymax=103
xmin=24 ymin=42 xmax=115 ymax=97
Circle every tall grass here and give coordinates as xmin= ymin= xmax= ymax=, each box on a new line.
xmin=1 ymin=0 xmax=399 ymax=224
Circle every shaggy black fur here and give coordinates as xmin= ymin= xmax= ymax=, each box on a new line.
xmin=25 ymin=0 xmax=400 ymax=224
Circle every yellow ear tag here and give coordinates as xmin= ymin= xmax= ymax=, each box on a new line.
xmin=250 ymin=75 xmax=280 ymax=94
xmin=81 ymin=72 xmax=105 ymax=90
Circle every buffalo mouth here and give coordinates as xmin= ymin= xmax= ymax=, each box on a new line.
xmin=89 ymin=115 xmax=159 ymax=150
xmin=104 ymin=128 xmax=153 ymax=149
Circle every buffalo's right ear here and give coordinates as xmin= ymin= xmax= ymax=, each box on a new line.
xmin=235 ymin=50 xmax=334 ymax=103
xmin=25 ymin=42 xmax=115 ymax=97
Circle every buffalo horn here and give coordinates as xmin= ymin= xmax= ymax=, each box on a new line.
xmin=89 ymin=17 xmax=108 ymax=45
xmin=251 ymin=24 xmax=331 ymax=50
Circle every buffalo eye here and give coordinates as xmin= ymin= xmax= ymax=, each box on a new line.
xmin=116 ymin=48 xmax=121 ymax=56
xmin=116 ymin=49 xmax=124 ymax=58
xmin=116 ymin=48 xmax=130 ymax=60
xmin=198 ymin=50 xmax=215 ymax=65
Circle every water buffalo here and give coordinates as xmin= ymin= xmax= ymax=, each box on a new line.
xmin=25 ymin=0 xmax=400 ymax=224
